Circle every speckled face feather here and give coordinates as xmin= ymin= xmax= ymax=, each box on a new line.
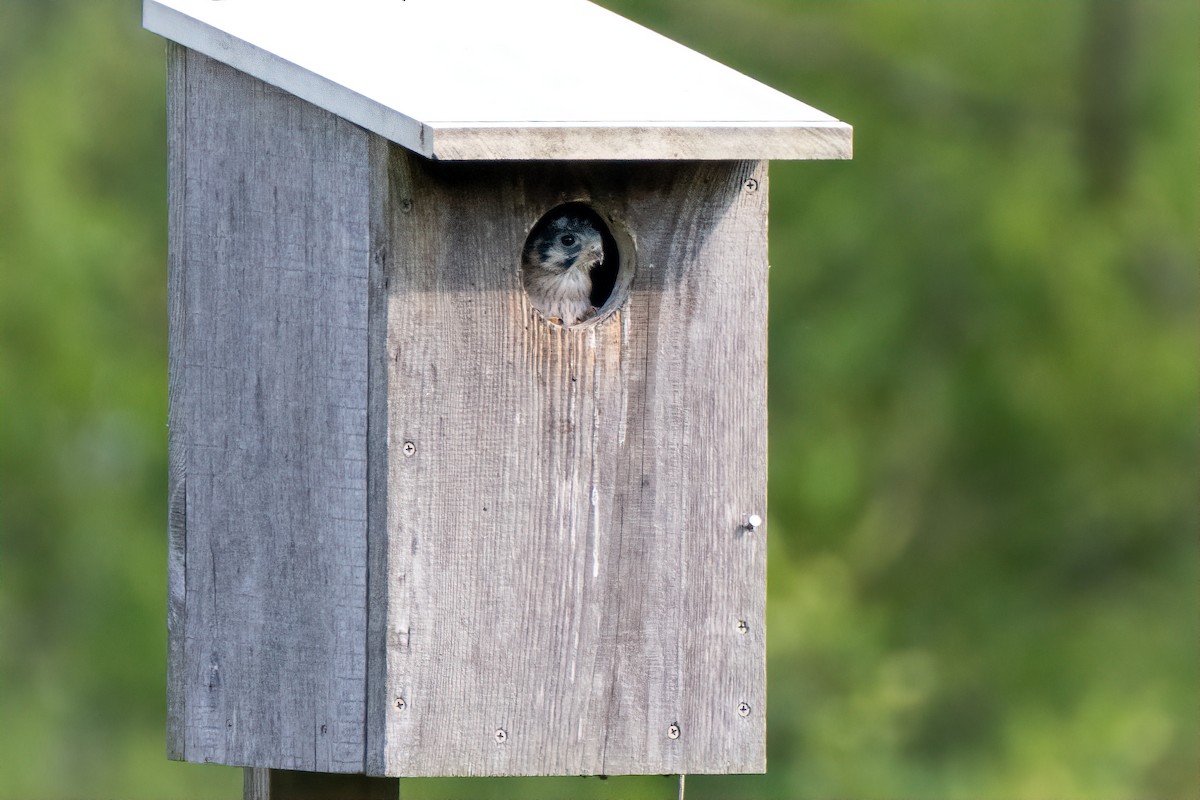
xmin=523 ymin=214 xmax=607 ymax=325
xmin=525 ymin=215 xmax=605 ymax=274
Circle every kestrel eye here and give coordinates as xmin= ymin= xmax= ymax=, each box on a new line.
xmin=560 ymin=234 xmax=576 ymax=247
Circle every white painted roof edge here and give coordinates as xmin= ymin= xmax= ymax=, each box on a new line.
xmin=145 ymin=1 xmax=438 ymax=157
xmin=425 ymin=123 xmax=852 ymax=161
xmin=144 ymin=0 xmax=852 ymax=161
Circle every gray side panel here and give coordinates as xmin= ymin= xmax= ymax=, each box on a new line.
xmin=167 ymin=47 xmax=371 ymax=772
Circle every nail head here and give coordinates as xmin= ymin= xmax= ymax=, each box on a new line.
xmin=746 ymin=514 xmax=762 ymax=531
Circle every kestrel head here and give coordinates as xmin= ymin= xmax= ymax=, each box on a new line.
xmin=525 ymin=215 xmax=605 ymax=275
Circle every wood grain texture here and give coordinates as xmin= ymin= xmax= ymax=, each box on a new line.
xmin=143 ymin=0 xmax=852 ymax=161
xmin=165 ymin=40 xmax=189 ymax=761
xmin=363 ymin=133 xmax=394 ymax=777
xmin=244 ymin=768 xmax=399 ymax=800
xmin=167 ymin=48 xmax=373 ymax=772
xmin=376 ymin=153 xmax=769 ymax=776
xmin=168 ymin=51 xmax=769 ymax=777
xmin=427 ymin=123 xmax=851 ymax=162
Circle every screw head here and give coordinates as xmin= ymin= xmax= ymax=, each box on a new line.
xmin=667 ymin=723 xmax=681 ymax=740
xmin=395 ymin=696 xmax=406 ymax=711
xmin=402 ymin=441 xmax=416 ymax=457
xmin=494 ymin=728 xmax=508 ymax=744
xmin=736 ymin=620 xmax=749 ymax=635
xmin=743 ymin=178 xmax=759 ymax=192
xmin=746 ymin=514 xmax=763 ymax=531
xmin=738 ymin=702 xmax=751 ymax=718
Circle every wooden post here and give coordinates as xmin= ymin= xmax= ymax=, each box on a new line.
xmin=244 ymin=769 xmax=399 ymax=800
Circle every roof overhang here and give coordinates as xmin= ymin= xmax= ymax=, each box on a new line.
xmin=145 ymin=0 xmax=852 ymax=161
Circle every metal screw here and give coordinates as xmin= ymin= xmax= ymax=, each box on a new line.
xmin=738 ymin=703 xmax=751 ymax=718
xmin=402 ymin=441 xmax=416 ymax=457
xmin=746 ymin=514 xmax=762 ymax=532
xmin=395 ymin=696 xmax=406 ymax=711
xmin=667 ymin=723 xmax=681 ymax=740
xmin=743 ymin=178 xmax=759 ymax=192
xmin=494 ymin=728 xmax=508 ymax=744
xmin=736 ymin=620 xmax=749 ymax=635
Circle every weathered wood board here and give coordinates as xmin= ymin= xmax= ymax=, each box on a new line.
xmin=167 ymin=44 xmax=374 ymax=772
xmin=168 ymin=47 xmax=768 ymax=777
xmin=371 ymin=153 xmax=768 ymax=776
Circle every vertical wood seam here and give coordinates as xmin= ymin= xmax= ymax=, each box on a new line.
xmin=363 ymin=135 xmax=392 ymax=776
xmin=165 ymin=39 xmax=189 ymax=762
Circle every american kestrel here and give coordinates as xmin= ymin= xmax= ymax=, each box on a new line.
xmin=522 ymin=214 xmax=606 ymax=326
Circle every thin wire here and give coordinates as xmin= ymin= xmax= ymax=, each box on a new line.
xmin=678 ymin=773 xmax=686 ymax=800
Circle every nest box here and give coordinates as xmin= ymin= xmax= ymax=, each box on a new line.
xmin=146 ymin=0 xmax=851 ymax=780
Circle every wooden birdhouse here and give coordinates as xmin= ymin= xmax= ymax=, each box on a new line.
xmin=145 ymin=0 xmax=851 ymax=786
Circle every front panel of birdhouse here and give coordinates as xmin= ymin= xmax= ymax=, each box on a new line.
xmin=370 ymin=153 xmax=768 ymax=777
xmin=166 ymin=46 xmax=769 ymax=779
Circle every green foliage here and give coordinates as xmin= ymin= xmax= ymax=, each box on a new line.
xmin=0 ymin=1 xmax=1194 ymax=798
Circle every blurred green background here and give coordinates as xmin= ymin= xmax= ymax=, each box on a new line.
xmin=0 ymin=0 xmax=1195 ymax=798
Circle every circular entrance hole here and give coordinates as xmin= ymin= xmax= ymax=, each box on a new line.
xmin=521 ymin=203 xmax=634 ymax=328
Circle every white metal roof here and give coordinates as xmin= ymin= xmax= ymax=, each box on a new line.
xmin=144 ymin=0 xmax=852 ymax=161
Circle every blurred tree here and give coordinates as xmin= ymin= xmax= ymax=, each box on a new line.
xmin=1078 ymin=0 xmax=1135 ymax=200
